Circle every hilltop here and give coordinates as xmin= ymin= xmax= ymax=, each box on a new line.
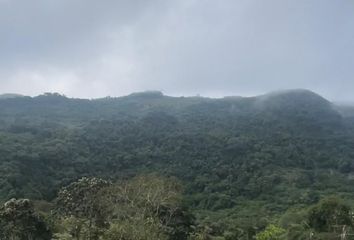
xmin=0 ymin=89 xmax=354 ymax=238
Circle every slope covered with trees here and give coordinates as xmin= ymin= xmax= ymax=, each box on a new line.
xmin=1 ymin=89 xmax=354 ymax=239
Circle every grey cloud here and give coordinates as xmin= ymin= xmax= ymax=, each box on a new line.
xmin=0 ymin=0 xmax=353 ymax=101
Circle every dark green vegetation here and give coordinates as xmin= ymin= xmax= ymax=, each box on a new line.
xmin=1 ymin=89 xmax=354 ymax=239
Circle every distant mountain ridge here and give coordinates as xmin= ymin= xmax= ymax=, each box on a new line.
xmin=0 ymin=89 xmax=346 ymax=132
xmin=0 ymin=89 xmax=335 ymax=101
xmin=0 ymin=88 xmax=354 ymax=225
xmin=0 ymin=93 xmax=25 ymax=99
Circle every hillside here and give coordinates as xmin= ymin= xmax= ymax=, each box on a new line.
xmin=1 ymin=89 xmax=354 ymax=238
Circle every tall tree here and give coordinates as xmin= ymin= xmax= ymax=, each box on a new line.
xmin=55 ymin=177 xmax=111 ymax=240
xmin=0 ymin=198 xmax=52 ymax=240
xmin=103 ymin=175 xmax=194 ymax=240
xmin=308 ymin=197 xmax=353 ymax=233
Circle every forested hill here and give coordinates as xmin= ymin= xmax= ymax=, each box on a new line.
xmin=1 ymin=89 xmax=354 ymax=236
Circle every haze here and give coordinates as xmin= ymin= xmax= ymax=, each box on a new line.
xmin=0 ymin=0 xmax=353 ymax=101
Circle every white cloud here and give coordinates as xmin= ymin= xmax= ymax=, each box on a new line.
xmin=0 ymin=0 xmax=353 ymax=101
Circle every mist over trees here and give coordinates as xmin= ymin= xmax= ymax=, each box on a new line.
xmin=1 ymin=90 xmax=354 ymax=239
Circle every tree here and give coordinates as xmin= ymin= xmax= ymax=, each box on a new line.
xmin=55 ymin=177 xmax=111 ymax=240
xmin=308 ymin=197 xmax=353 ymax=233
xmin=102 ymin=220 xmax=167 ymax=240
xmin=103 ymin=175 xmax=194 ymax=240
xmin=0 ymin=198 xmax=52 ymax=240
xmin=255 ymin=224 xmax=286 ymax=240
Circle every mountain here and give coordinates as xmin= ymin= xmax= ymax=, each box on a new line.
xmin=0 ymin=93 xmax=25 ymax=99
xmin=0 ymin=89 xmax=354 ymax=235
xmin=253 ymin=89 xmax=344 ymax=135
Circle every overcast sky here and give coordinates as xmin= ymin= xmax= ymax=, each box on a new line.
xmin=0 ymin=0 xmax=353 ymax=101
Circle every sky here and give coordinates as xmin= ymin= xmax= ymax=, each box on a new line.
xmin=0 ymin=0 xmax=353 ymax=101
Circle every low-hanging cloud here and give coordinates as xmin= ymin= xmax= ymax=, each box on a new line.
xmin=0 ymin=0 xmax=353 ymax=101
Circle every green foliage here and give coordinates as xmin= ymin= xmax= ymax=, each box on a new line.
xmin=102 ymin=221 xmax=167 ymax=240
xmin=0 ymin=90 xmax=354 ymax=238
xmin=56 ymin=177 xmax=111 ymax=220
xmin=0 ymin=198 xmax=52 ymax=240
xmin=55 ymin=177 xmax=111 ymax=240
xmin=52 ymin=175 xmax=194 ymax=239
xmin=103 ymin=175 xmax=194 ymax=240
xmin=308 ymin=197 xmax=353 ymax=233
xmin=255 ymin=225 xmax=286 ymax=240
